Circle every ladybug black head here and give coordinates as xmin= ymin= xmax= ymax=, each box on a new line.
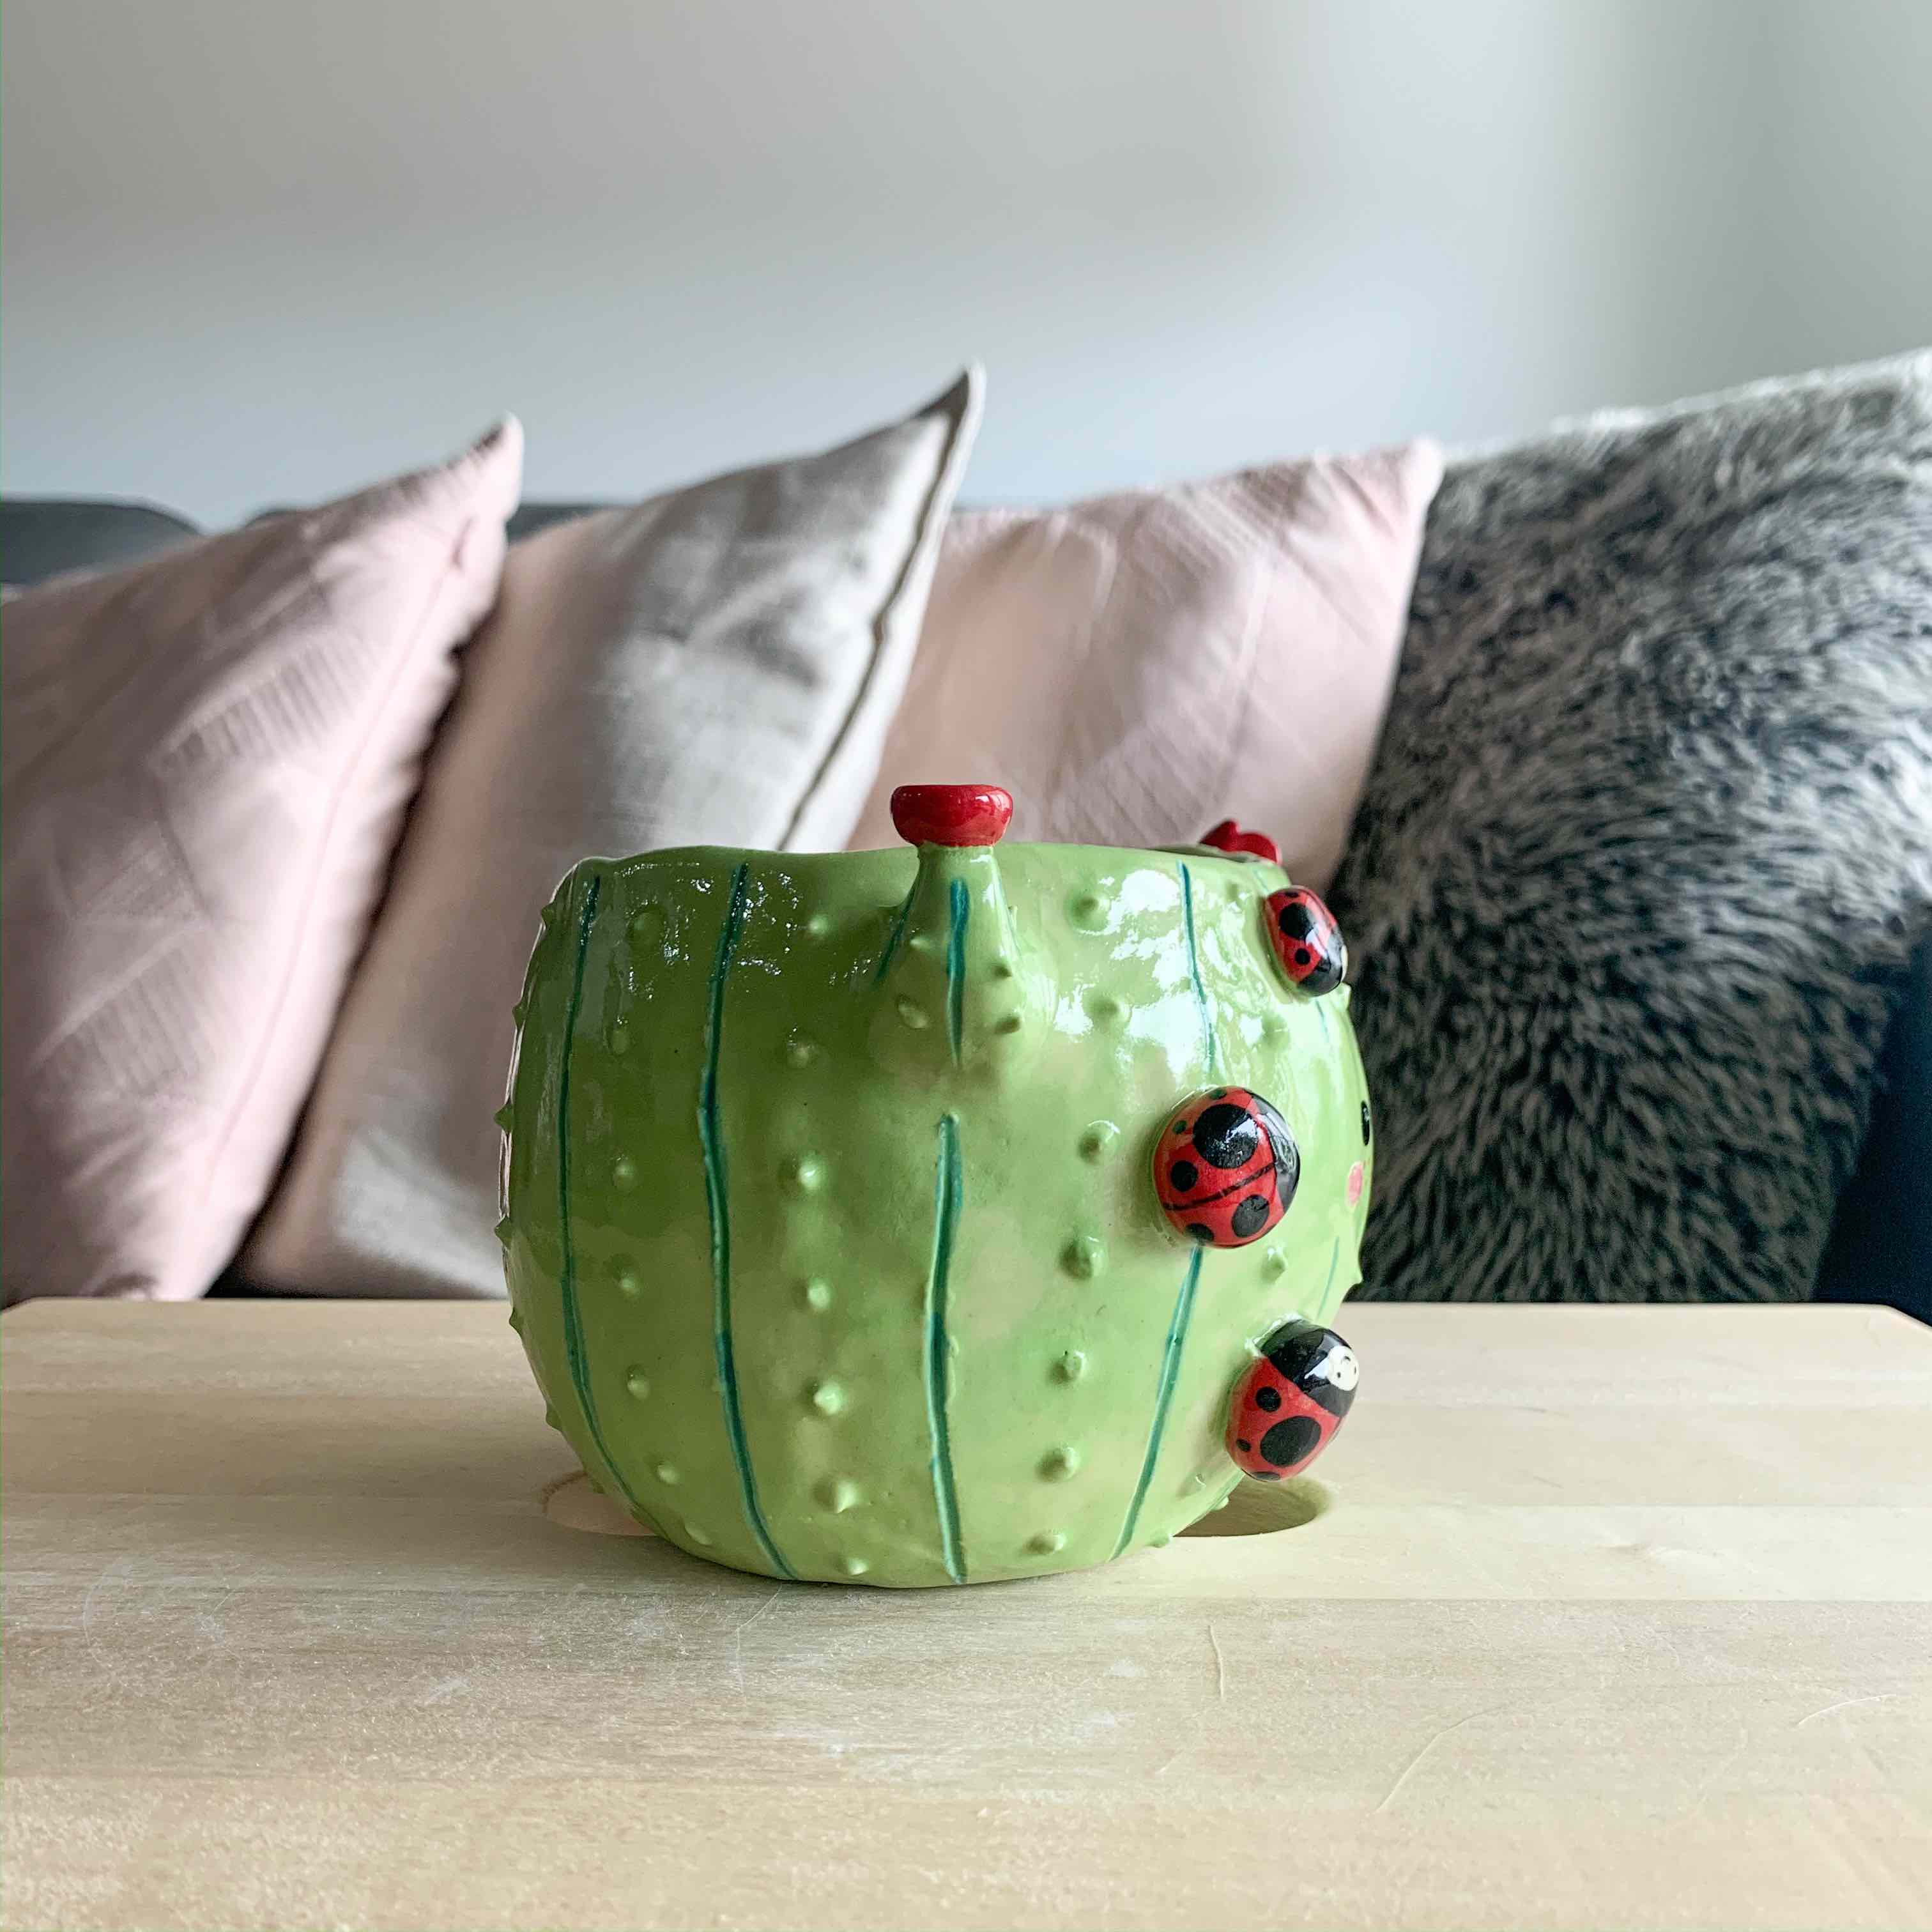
xmin=1262 ymin=1322 xmax=1358 ymax=1419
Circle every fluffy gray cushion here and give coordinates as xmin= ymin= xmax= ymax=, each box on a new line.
xmin=1332 ymin=354 xmax=1932 ymax=1303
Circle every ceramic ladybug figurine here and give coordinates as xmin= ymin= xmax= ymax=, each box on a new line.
xmin=1153 ymin=1087 xmax=1299 ymax=1247
xmin=1227 ymin=1319 xmax=1359 ymax=1479
xmin=1264 ymin=885 xmax=1347 ymax=997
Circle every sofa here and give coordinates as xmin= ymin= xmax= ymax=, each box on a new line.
xmin=4 ymin=356 xmax=1929 ymax=1322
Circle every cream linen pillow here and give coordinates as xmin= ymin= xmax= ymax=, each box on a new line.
xmin=247 ymin=372 xmax=981 ymax=1298
xmin=849 ymin=443 xmax=1445 ymax=891
xmin=0 ymin=424 xmax=524 ymax=1301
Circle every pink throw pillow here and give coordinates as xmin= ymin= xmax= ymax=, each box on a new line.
xmin=848 ymin=443 xmax=1445 ymax=890
xmin=1 ymin=424 xmax=524 ymax=1301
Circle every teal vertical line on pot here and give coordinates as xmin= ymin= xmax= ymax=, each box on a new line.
xmin=1112 ymin=1246 xmax=1204 ymax=1558
xmin=556 ymin=877 xmax=652 ymax=1526
xmin=924 ymin=1112 xmax=967 ymax=1583
xmin=946 ymin=877 xmax=970 ymax=1064
xmin=699 ymin=862 xmax=797 ymax=1580
xmin=873 ymin=875 xmax=917 ymax=982
xmin=1179 ymin=862 xmax=1217 ymax=1076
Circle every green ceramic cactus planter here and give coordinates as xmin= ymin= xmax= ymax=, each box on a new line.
xmin=499 ymin=786 xmax=1370 ymax=1587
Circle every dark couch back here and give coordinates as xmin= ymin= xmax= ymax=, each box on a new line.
xmin=0 ymin=498 xmax=602 ymax=588
xmin=4 ymin=493 xmax=1923 ymax=1318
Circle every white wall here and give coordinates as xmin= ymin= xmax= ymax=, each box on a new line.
xmin=3 ymin=0 xmax=1927 ymax=528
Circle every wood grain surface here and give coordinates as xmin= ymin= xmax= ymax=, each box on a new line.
xmin=5 ymin=1300 xmax=1929 ymax=1931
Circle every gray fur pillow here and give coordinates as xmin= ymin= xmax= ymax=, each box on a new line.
xmin=1331 ymin=354 xmax=1932 ymax=1303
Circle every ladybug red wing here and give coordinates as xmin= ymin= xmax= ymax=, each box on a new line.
xmin=1264 ymin=886 xmax=1347 ymax=997
xmin=1227 ymin=1320 xmax=1359 ymax=1478
xmin=1152 ymin=1087 xmax=1298 ymax=1248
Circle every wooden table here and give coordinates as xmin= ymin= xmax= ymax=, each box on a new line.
xmin=5 ymin=1301 xmax=1930 ymax=1932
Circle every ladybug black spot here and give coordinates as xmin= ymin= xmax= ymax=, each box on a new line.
xmin=1192 ymin=1102 xmax=1259 ymax=1170
xmin=1260 ymin=1416 xmax=1322 ymax=1468
xmin=1172 ymin=1120 xmax=1190 ymax=1136
xmin=1169 ymin=1160 xmax=1199 ymax=1192
xmin=1252 ymin=1470 xmax=1282 ymax=1481
xmin=1254 ymin=1385 xmax=1282 ymax=1412
xmin=1230 ymin=1195 xmax=1271 ymax=1238
xmin=1277 ymin=901 xmax=1315 ymax=940
xmin=1235 ymin=1438 xmax=1252 ymax=1453
xmin=1186 ymin=1222 xmax=1215 ymax=1243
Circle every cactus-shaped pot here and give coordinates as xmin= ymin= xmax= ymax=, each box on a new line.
xmin=499 ymin=786 xmax=1370 ymax=1586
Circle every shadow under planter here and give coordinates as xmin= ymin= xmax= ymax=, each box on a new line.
xmin=540 ymin=1469 xmax=1331 ymax=1547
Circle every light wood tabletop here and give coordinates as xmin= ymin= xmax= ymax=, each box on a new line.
xmin=4 ymin=1300 xmax=1929 ymax=1932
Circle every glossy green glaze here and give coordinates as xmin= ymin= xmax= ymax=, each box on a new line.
xmin=500 ymin=838 xmax=1372 ymax=1587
